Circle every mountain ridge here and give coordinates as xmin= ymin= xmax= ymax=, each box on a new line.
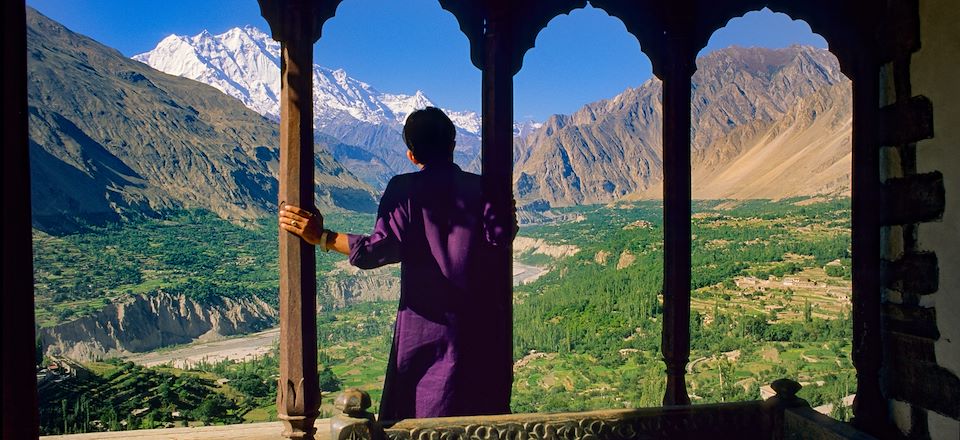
xmin=514 ymin=44 xmax=851 ymax=208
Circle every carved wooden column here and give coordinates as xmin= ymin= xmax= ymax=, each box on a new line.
xmin=276 ymin=27 xmax=321 ymax=438
xmin=848 ymin=50 xmax=887 ymax=433
xmin=2 ymin=1 xmax=40 ymax=438
xmin=276 ymin=21 xmax=321 ymax=440
xmin=480 ymin=11 xmax=515 ymax=412
xmin=659 ymin=42 xmax=695 ymax=407
xmin=259 ymin=0 xmax=342 ymax=437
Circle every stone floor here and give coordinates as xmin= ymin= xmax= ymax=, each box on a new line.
xmin=41 ymin=419 xmax=332 ymax=440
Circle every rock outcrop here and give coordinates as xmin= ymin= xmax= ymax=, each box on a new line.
xmin=322 ymin=261 xmax=400 ymax=309
xmin=39 ymin=292 xmax=277 ymax=361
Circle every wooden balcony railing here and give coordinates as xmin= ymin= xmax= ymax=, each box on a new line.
xmin=38 ymin=378 xmax=876 ymax=440
xmin=328 ymin=379 xmax=876 ymax=440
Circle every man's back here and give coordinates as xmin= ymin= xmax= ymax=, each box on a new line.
xmin=346 ymin=161 xmax=512 ymax=422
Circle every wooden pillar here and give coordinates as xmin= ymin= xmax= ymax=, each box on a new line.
xmin=259 ymin=0 xmax=323 ymax=437
xmin=480 ymin=14 xmax=515 ymax=412
xmin=849 ymin=52 xmax=887 ymax=434
xmin=2 ymin=1 xmax=40 ymax=438
xmin=660 ymin=45 xmax=695 ymax=407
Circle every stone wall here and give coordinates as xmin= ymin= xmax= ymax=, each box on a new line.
xmin=879 ymin=1 xmax=959 ymax=438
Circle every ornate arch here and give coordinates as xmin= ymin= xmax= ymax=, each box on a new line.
xmin=690 ymin=0 xmax=879 ymax=77
xmin=589 ymin=0 xmax=687 ymax=79
xmin=439 ymin=0 xmax=589 ymax=74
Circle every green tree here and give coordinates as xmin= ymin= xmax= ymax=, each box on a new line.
xmin=318 ymin=366 xmax=342 ymax=392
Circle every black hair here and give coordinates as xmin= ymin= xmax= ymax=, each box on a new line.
xmin=402 ymin=106 xmax=456 ymax=164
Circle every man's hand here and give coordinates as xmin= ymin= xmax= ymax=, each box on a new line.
xmin=279 ymin=204 xmax=325 ymax=245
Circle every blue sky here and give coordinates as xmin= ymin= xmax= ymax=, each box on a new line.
xmin=27 ymin=0 xmax=827 ymax=121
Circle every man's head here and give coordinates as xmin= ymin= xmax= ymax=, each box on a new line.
xmin=403 ymin=107 xmax=456 ymax=166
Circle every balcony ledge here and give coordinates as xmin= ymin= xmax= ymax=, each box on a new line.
xmin=40 ymin=419 xmax=333 ymax=440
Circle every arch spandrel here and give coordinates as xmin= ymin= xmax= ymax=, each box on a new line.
xmin=437 ymin=0 xmax=589 ymax=74
xmin=437 ymin=0 xmax=486 ymax=69
xmin=502 ymin=0 xmax=589 ymax=75
xmin=589 ymin=0 xmax=698 ymax=80
xmin=258 ymin=0 xmax=345 ymax=43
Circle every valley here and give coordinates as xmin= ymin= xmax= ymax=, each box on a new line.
xmin=35 ymin=199 xmax=855 ymax=434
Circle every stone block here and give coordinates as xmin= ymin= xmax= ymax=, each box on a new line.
xmin=879 ymin=96 xmax=934 ymax=146
xmin=882 ymin=172 xmax=945 ymax=225
xmin=883 ymin=252 xmax=939 ymax=297
xmin=882 ymin=303 xmax=940 ymax=339
xmin=884 ymin=332 xmax=960 ymax=419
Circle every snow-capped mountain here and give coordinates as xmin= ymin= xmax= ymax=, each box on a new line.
xmin=132 ymin=26 xmax=481 ymax=135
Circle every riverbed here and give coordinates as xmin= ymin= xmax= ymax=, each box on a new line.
xmin=127 ymin=261 xmax=547 ymax=367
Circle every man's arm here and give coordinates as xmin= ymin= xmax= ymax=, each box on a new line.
xmin=323 ymin=231 xmax=350 ymax=255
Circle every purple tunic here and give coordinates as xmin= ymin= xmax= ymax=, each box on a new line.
xmin=347 ymin=161 xmax=513 ymax=423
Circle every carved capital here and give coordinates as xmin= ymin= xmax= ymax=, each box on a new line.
xmin=258 ymin=0 xmax=343 ymax=44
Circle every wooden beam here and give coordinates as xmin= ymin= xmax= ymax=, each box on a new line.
xmin=480 ymin=13 xmax=515 ymax=412
xmin=660 ymin=45 xmax=695 ymax=407
xmin=849 ymin=51 xmax=888 ymax=435
xmin=2 ymin=1 xmax=40 ymax=438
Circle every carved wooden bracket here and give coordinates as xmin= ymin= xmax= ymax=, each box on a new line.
xmin=331 ymin=389 xmax=382 ymax=440
xmin=439 ymin=0 xmax=588 ymax=75
xmin=258 ymin=0 xmax=344 ymax=44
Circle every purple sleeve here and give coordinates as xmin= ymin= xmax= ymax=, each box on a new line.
xmin=348 ymin=178 xmax=405 ymax=269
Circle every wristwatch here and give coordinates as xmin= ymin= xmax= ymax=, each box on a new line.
xmin=319 ymin=230 xmax=330 ymax=252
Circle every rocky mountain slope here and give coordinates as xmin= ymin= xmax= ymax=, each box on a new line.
xmin=514 ymin=45 xmax=851 ymax=207
xmin=38 ymin=292 xmax=277 ymax=361
xmin=27 ymin=8 xmax=378 ymax=232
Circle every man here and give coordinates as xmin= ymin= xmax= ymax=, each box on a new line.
xmin=279 ymin=107 xmax=516 ymax=423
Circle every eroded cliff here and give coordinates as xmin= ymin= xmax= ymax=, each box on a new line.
xmin=40 ymin=292 xmax=277 ymax=361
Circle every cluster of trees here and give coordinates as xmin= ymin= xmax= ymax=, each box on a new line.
xmin=40 ymin=352 xmax=347 ymax=434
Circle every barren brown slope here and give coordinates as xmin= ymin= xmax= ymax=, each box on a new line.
xmin=639 ymin=82 xmax=852 ymax=199
xmin=514 ymin=45 xmax=851 ymax=207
